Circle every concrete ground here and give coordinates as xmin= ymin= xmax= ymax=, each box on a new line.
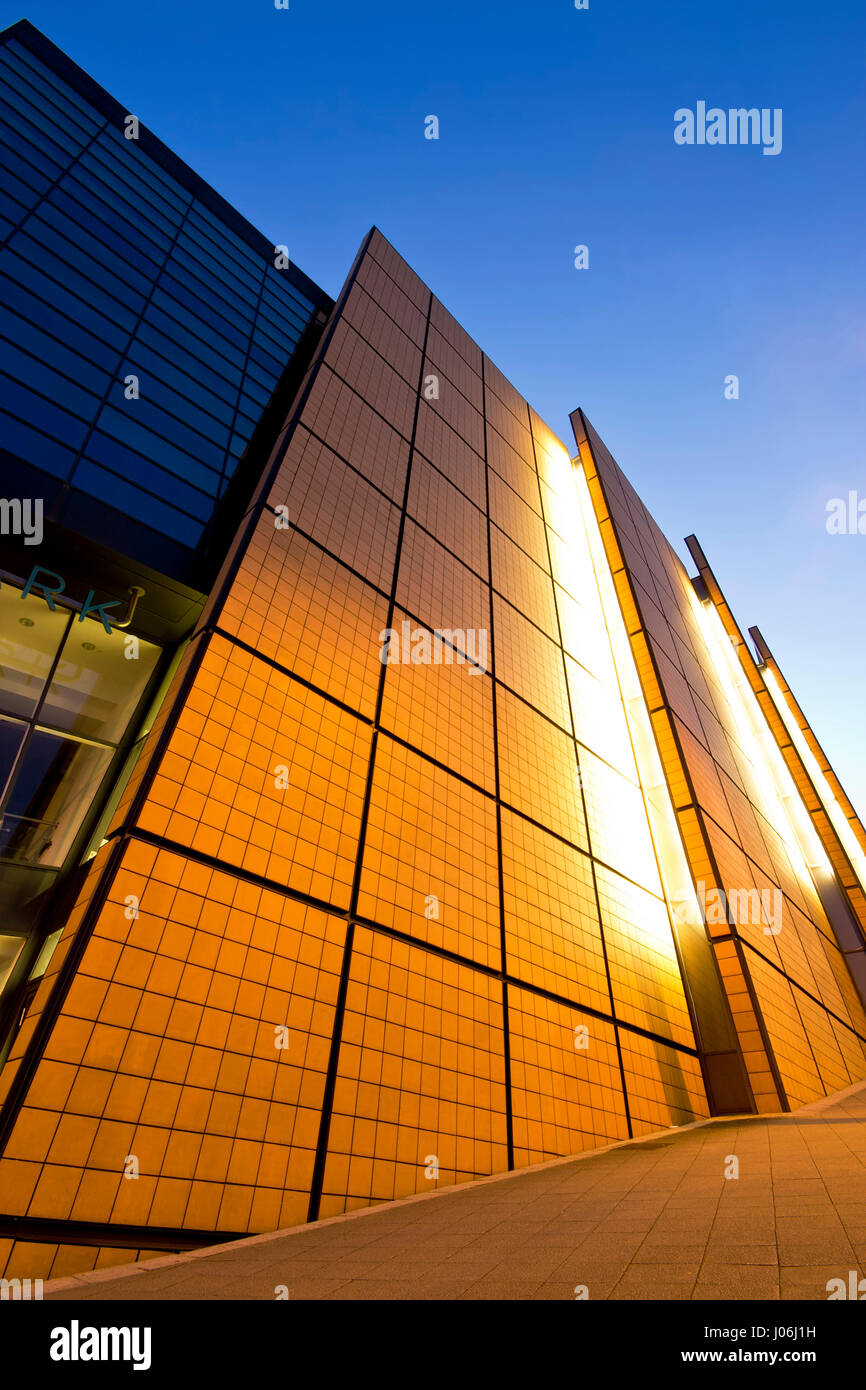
xmin=44 ymin=1081 xmax=866 ymax=1301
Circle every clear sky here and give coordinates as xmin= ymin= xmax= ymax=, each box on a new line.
xmin=8 ymin=0 xmax=866 ymax=815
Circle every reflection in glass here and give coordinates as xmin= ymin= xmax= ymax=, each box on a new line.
xmin=0 ymin=587 xmax=71 ymax=718
xmin=41 ymin=624 xmax=160 ymax=742
xmin=0 ymin=729 xmax=112 ymax=866
xmin=0 ymin=715 xmax=27 ymax=803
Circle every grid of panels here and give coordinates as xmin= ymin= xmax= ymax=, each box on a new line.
xmin=139 ymin=633 xmax=372 ymax=907
xmin=267 ymin=423 xmax=401 ymax=593
xmin=357 ymin=734 xmax=501 ymax=968
xmin=0 ymin=229 xmax=717 ymax=1275
xmin=579 ymin=409 xmax=866 ymax=1104
xmin=618 ymin=1028 xmax=709 ymax=1135
xmin=508 ymin=988 xmax=628 ymax=1166
xmin=220 ymin=512 xmax=388 ymax=719
xmin=321 ymin=926 xmax=508 ymax=1216
xmin=594 ymin=865 xmax=695 ymax=1049
xmin=0 ymin=840 xmax=345 ymax=1237
xmin=379 ymin=610 xmax=496 ymax=792
xmin=0 ymin=33 xmax=323 ymax=554
xmin=500 ymin=809 xmax=609 ymax=1014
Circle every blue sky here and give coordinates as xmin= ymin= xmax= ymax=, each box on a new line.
xmin=9 ymin=0 xmax=866 ymax=814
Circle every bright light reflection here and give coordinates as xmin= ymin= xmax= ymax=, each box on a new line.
xmin=763 ymin=665 xmax=866 ymax=897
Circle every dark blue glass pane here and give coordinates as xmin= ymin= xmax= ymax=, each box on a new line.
xmin=3 ymin=43 xmax=104 ymax=128
xmin=168 ymin=244 xmax=258 ymax=319
xmin=0 ymin=139 xmax=53 ymax=195
xmin=82 ymin=430 xmax=217 ymax=514
xmin=0 ymin=92 xmax=84 ymax=158
xmin=94 ymin=404 xmax=225 ymax=490
xmin=0 ymin=370 xmax=91 ymax=441
xmin=0 ymin=189 xmax=26 ymax=225
xmin=136 ymin=309 xmax=241 ymax=389
xmin=0 ymin=407 xmax=76 ymax=477
xmin=0 ymin=319 xmax=111 ymax=396
xmin=86 ymin=140 xmax=185 ymax=229
xmin=176 ymin=220 xmax=261 ymax=295
xmin=60 ymin=175 xmax=173 ymax=260
xmin=0 ymin=261 xmax=127 ymax=360
xmin=5 ymin=235 xmax=140 ymax=330
xmin=157 ymin=270 xmax=250 ymax=352
xmin=113 ymin=368 xmax=230 ymax=450
xmin=101 ymin=126 xmax=189 ymax=212
xmin=36 ymin=201 xmax=154 ymax=296
xmin=124 ymin=344 xmax=237 ymax=427
xmin=73 ymin=457 xmax=204 ymax=546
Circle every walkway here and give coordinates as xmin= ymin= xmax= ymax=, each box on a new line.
xmin=43 ymin=1081 xmax=866 ymax=1301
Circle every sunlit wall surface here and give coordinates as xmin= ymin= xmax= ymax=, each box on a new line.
xmin=573 ymin=412 xmax=866 ymax=1113
xmin=0 ymin=232 xmax=723 ymax=1280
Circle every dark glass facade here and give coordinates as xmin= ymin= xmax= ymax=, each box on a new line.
xmin=0 ymin=20 xmax=330 ymax=580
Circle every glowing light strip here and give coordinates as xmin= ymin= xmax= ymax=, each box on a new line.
xmin=687 ymin=586 xmax=829 ymax=887
xmin=763 ymin=665 xmax=866 ymax=897
xmin=566 ymin=457 xmax=707 ymax=943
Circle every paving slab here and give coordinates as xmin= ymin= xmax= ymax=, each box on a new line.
xmin=41 ymin=1078 xmax=866 ymax=1301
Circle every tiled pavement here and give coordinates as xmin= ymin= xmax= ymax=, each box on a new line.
xmin=44 ymin=1080 xmax=866 ymax=1301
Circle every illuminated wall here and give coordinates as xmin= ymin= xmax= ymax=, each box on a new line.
xmin=573 ymin=411 xmax=866 ymax=1113
xmin=1 ymin=231 xmax=864 ymax=1282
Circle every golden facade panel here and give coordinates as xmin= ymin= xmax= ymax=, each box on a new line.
xmin=492 ymin=595 xmax=571 ymax=732
xmin=430 ymin=297 xmax=483 ymax=375
xmin=424 ymin=324 xmax=484 ymax=410
xmin=580 ymin=751 xmax=661 ymax=892
xmin=407 ymin=454 xmax=489 ymax=581
xmin=488 ymin=471 xmax=548 ymax=565
xmin=353 ymin=253 xmax=428 ymax=343
xmin=617 ymin=1028 xmax=709 ymax=1135
xmin=357 ymin=735 xmax=500 ymax=967
xmin=367 ymin=229 xmax=430 ymax=310
xmin=500 ymin=808 xmax=609 ymax=1013
xmin=421 ymin=359 xmax=485 ymax=455
xmin=508 ymin=987 xmax=628 ymax=1166
xmin=341 ymin=280 xmax=424 ymax=386
xmin=594 ymin=865 xmax=696 ymax=1050
xmin=324 ymin=319 xmax=418 ymax=440
xmin=414 ymin=401 xmax=487 ymax=509
xmin=486 ymin=428 xmax=544 ymax=514
xmin=141 ymin=635 xmax=371 ymax=906
xmin=495 ymin=685 xmax=588 ymax=851
xmin=0 ymin=842 xmax=346 ymax=1237
xmin=566 ymin=656 xmax=637 ymax=781
xmin=490 ymin=525 xmax=557 ymax=634
xmin=485 ymin=397 xmax=534 ymax=467
xmin=321 ymin=927 xmax=507 ymax=1216
xmin=267 ymin=424 xmax=401 ymax=593
xmin=379 ymin=611 xmax=496 ymax=792
xmin=482 ymin=353 xmax=530 ymax=424
xmin=220 ymin=518 xmax=388 ymax=718
xmin=300 ymin=365 xmax=410 ymax=502
xmin=396 ymin=520 xmax=490 ymax=656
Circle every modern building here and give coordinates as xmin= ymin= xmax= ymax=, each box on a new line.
xmin=2 ymin=21 xmax=866 ymax=1285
